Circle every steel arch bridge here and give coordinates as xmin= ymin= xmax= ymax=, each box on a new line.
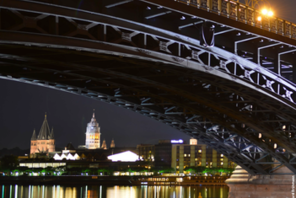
xmin=2 ymin=0 xmax=296 ymax=175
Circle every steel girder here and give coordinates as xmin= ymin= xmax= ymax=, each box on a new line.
xmin=1 ymin=0 xmax=296 ymax=174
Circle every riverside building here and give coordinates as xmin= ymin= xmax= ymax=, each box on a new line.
xmin=171 ymin=138 xmax=235 ymax=173
xmin=137 ymin=138 xmax=235 ymax=173
xmin=30 ymin=114 xmax=55 ymax=158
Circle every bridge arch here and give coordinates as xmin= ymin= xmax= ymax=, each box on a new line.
xmin=1 ymin=0 xmax=296 ymax=174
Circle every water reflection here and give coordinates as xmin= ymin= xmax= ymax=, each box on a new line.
xmin=0 ymin=184 xmax=228 ymax=198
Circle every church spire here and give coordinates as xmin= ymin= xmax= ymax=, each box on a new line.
xmin=37 ymin=113 xmax=51 ymax=140
xmin=31 ymin=129 xmax=37 ymax=140
xmin=110 ymin=139 xmax=115 ymax=148
xmin=101 ymin=139 xmax=107 ymax=150
xmin=50 ymin=127 xmax=54 ymax=139
xmin=91 ymin=109 xmax=97 ymax=123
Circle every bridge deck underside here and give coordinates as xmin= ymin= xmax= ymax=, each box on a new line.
xmin=1 ymin=0 xmax=296 ymax=174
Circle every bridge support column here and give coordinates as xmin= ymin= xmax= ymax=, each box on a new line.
xmin=226 ymin=166 xmax=295 ymax=198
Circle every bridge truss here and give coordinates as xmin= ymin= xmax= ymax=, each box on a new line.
xmin=1 ymin=0 xmax=296 ymax=174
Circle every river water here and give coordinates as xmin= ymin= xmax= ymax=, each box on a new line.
xmin=0 ymin=185 xmax=229 ymax=198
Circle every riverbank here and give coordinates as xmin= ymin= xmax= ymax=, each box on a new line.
xmin=0 ymin=175 xmax=229 ymax=186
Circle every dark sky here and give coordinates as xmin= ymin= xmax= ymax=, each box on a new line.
xmin=0 ymin=79 xmax=190 ymax=150
xmin=1 ymin=0 xmax=296 ymax=150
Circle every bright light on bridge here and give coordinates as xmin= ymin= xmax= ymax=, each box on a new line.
xmin=257 ymin=16 xmax=262 ymax=21
xmin=261 ymin=9 xmax=268 ymax=15
xmin=261 ymin=8 xmax=274 ymax=17
xmin=257 ymin=8 xmax=274 ymax=21
xmin=267 ymin=11 xmax=273 ymax=17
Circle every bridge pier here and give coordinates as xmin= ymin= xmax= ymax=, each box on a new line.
xmin=226 ymin=166 xmax=295 ymax=198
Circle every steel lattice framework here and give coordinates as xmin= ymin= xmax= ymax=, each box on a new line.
xmin=1 ymin=0 xmax=296 ymax=175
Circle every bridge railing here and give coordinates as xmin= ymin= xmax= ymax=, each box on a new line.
xmin=177 ymin=0 xmax=296 ymax=40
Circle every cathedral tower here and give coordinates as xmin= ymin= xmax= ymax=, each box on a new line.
xmin=110 ymin=139 xmax=115 ymax=148
xmin=30 ymin=114 xmax=55 ymax=157
xmin=101 ymin=139 xmax=107 ymax=150
xmin=85 ymin=111 xmax=101 ymax=149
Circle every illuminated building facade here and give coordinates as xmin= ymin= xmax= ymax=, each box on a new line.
xmin=137 ymin=140 xmax=172 ymax=168
xmin=137 ymin=144 xmax=155 ymax=162
xmin=85 ymin=112 xmax=101 ymax=149
xmin=30 ymin=114 xmax=55 ymax=157
xmin=171 ymin=138 xmax=236 ymax=173
xmin=138 ymin=138 xmax=235 ymax=173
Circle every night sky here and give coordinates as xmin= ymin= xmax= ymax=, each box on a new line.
xmin=0 ymin=0 xmax=296 ymax=150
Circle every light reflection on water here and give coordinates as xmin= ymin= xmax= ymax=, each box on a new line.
xmin=0 ymin=184 xmax=228 ymax=198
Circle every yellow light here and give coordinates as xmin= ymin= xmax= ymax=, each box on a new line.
xmin=257 ymin=16 xmax=262 ymax=21
xmin=262 ymin=9 xmax=268 ymax=15
xmin=268 ymin=11 xmax=273 ymax=17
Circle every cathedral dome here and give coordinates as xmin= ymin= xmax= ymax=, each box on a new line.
xmin=86 ymin=112 xmax=100 ymax=134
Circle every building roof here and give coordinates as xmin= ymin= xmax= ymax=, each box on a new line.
xmin=31 ymin=129 xmax=37 ymax=140
xmin=86 ymin=110 xmax=100 ymax=134
xmin=65 ymin=142 xmax=75 ymax=150
xmin=37 ymin=114 xmax=53 ymax=140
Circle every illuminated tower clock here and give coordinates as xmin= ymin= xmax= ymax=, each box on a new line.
xmin=85 ymin=110 xmax=101 ymax=149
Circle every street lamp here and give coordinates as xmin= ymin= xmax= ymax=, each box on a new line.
xmin=261 ymin=8 xmax=273 ymax=17
xmin=257 ymin=8 xmax=274 ymax=21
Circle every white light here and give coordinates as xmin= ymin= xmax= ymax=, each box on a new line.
xmin=257 ymin=16 xmax=262 ymax=21
xmin=107 ymin=151 xmax=139 ymax=162
xmin=171 ymin=139 xmax=183 ymax=144
xmin=268 ymin=11 xmax=273 ymax=17
xmin=53 ymin=153 xmax=62 ymax=160
xmin=262 ymin=9 xmax=268 ymax=15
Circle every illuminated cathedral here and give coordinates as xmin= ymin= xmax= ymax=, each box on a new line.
xmin=85 ymin=111 xmax=101 ymax=149
xmin=84 ymin=111 xmax=115 ymax=150
xmin=30 ymin=114 xmax=55 ymax=157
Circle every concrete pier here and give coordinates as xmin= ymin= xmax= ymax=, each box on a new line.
xmin=226 ymin=166 xmax=295 ymax=198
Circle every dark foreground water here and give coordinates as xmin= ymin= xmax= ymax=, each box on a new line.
xmin=0 ymin=185 xmax=229 ymax=198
